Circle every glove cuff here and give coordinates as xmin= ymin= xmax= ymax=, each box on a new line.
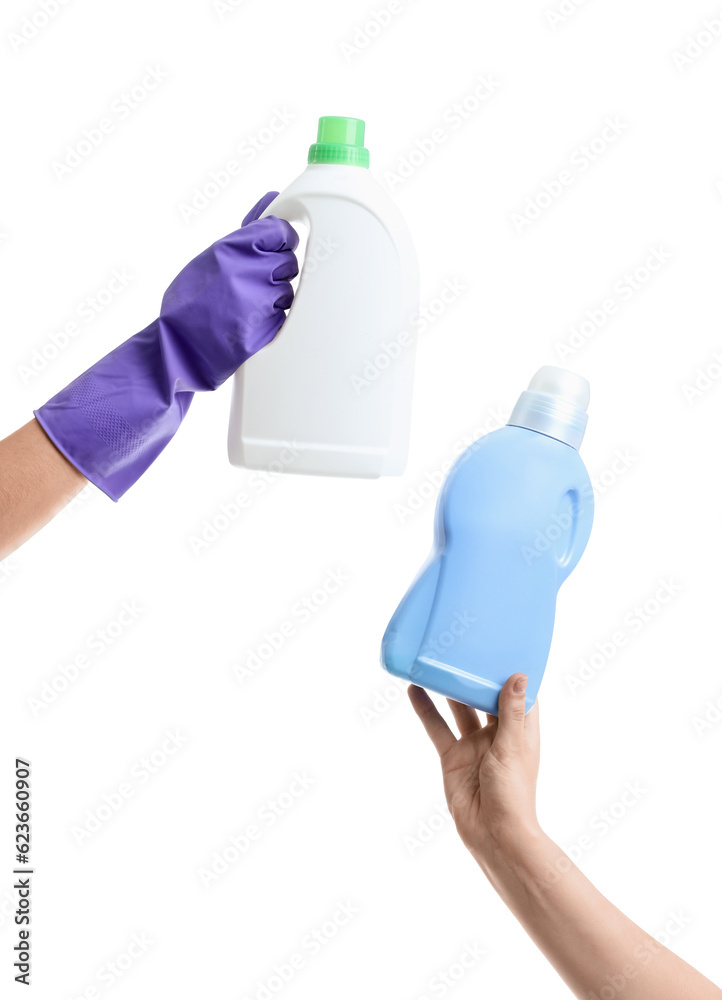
xmin=34 ymin=321 xmax=192 ymax=500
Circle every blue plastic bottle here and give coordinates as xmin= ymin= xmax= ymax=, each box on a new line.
xmin=381 ymin=367 xmax=594 ymax=714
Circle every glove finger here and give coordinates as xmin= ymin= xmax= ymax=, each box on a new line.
xmin=220 ymin=217 xmax=299 ymax=256
xmin=271 ymin=250 xmax=299 ymax=283
xmin=242 ymin=191 xmax=279 ymax=227
xmin=273 ymin=282 xmax=295 ymax=312
xmin=250 ymin=215 xmax=299 ymax=253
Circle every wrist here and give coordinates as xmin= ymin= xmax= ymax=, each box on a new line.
xmin=470 ymin=817 xmax=547 ymax=877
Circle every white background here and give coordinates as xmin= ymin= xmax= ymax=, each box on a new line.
xmin=2 ymin=0 xmax=722 ymax=997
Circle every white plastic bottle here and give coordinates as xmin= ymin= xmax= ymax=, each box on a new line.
xmin=228 ymin=116 xmax=419 ymax=478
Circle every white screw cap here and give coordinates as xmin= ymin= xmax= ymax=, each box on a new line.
xmin=508 ymin=366 xmax=590 ymax=450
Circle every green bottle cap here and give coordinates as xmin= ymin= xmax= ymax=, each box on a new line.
xmin=308 ymin=116 xmax=370 ymax=168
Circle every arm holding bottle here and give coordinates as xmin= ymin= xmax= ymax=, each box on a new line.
xmin=0 ymin=193 xmax=297 ymax=560
xmin=408 ymin=676 xmax=721 ymax=999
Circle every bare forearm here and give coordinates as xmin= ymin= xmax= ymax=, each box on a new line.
xmin=0 ymin=419 xmax=86 ymax=559
xmin=475 ymin=828 xmax=720 ymax=1000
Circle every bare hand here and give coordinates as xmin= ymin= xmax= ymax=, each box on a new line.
xmin=408 ymin=673 xmax=541 ymax=863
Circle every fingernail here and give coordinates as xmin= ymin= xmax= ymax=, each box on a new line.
xmin=513 ymin=675 xmax=528 ymax=695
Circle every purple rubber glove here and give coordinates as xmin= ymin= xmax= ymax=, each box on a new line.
xmin=35 ymin=193 xmax=298 ymax=500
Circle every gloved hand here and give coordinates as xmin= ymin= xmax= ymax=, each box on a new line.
xmin=34 ymin=192 xmax=298 ymax=501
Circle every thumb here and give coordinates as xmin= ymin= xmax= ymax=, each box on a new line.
xmin=242 ymin=191 xmax=279 ymax=227
xmin=494 ymin=673 xmax=528 ymax=754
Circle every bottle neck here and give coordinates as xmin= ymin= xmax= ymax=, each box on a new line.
xmin=508 ymin=390 xmax=588 ymax=450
